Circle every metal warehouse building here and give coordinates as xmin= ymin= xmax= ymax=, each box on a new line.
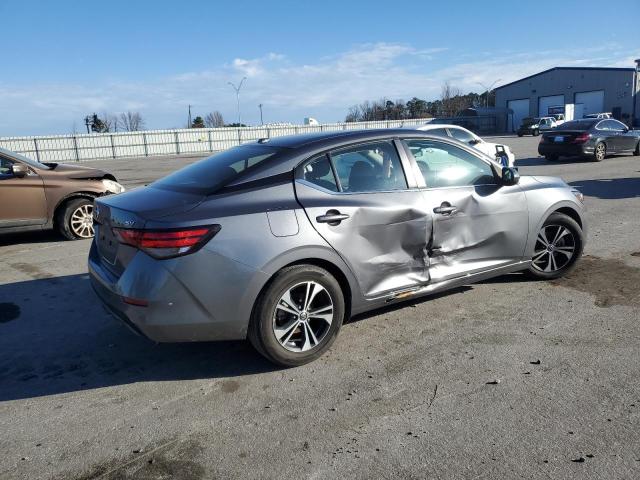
xmin=495 ymin=60 xmax=640 ymax=132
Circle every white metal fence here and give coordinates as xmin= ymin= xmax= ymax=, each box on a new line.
xmin=0 ymin=119 xmax=433 ymax=163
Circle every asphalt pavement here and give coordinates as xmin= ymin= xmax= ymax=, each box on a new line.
xmin=1 ymin=135 xmax=639 ymax=479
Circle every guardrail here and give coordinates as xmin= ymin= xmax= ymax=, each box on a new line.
xmin=0 ymin=119 xmax=433 ymax=163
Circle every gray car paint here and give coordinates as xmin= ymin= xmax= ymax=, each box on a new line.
xmin=89 ymin=129 xmax=585 ymax=343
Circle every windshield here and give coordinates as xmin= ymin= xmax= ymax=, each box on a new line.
xmin=0 ymin=147 xmax=50 ymax=170
xmin=557 ymin=120 xmax=597 ymax=130
xmin=152 ymin=144 xmax=283 ymax=194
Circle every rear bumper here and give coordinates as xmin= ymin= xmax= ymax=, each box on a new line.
xmin=538 ymin=142 xmax=592 ymax=157
xmin=88 ymin=241 xmax=267 ymax=342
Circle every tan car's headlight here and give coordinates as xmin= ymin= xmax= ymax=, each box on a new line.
xmin=102 ymin=179 xmax=125 ymax=194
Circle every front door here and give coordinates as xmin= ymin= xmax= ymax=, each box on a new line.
xmin=295 ymin=140 xmax=432 ymax=298
xmin=402 ymin=138 xmax=529 ymax=282
xmin=0 ymin=157 xmax=47 ymax=228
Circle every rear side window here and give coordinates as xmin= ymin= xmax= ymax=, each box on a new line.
xmin=298 ymin=155 xmax=338 ymax=192
xmin=152 ymin=144 xmax=281 ymax=194
xmin=404 ymin=139 xmax=496 ymax=188
xmin=426 ymin=128 xmax=449 ymax=137
xmin=330 ymin=141 xmax=408 ymax=193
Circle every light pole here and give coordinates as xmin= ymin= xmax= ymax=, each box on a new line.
xmin=476 ymin=79 xmax=501 ymax=108
xmin=258 ymin=103 xmax=264 ymax=125
xmin=228 ymin=77 xmax=247 ymax=125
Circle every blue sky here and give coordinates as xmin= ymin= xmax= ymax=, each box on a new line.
xmin=1 ymin=0 xmax=639 ymax=136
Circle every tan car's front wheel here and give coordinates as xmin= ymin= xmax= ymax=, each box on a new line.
xmin=56 ymin=198 xmax=95 ymax=240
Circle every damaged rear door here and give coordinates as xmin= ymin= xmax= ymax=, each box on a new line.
xmin=294 ymin=139 xmax=432 ymax=298
xmin=402 ymin=138 xmax=528 ymax=282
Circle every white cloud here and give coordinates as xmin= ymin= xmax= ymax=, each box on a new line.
xmin=0 ymin=42 xmax=636 ymax=136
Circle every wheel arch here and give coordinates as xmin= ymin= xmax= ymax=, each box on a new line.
xmin=52 ymin=192 xmax=99 ymax=227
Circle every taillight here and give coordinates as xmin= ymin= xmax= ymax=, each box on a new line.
xmin=113 ymin=225 xmax=221 ymax=259
xmin=573 ymin=132 xmax=590 ymax=144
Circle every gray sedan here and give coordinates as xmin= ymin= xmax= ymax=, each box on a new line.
xmin=89 ymin=129 xmax=586 ymax=366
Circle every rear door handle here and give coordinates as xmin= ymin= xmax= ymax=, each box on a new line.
xmin=316 ymin=210 xmax=350 ymax=225
xmin=433 ymin=203 xmax=457 ymax=215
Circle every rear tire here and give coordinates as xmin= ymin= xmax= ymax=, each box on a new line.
xmin=248 ymin=265 xmax=345 ymax=367
xmin=533 ymin=129 xmax=540 ymax=136
xmin=56 ymin=197 xmax=95 ymax=240
xmin=517 ymin=133 xmax=523 ymax=137
xmin=545 ymin=154 xmax=559 ymax=161
xmin=593 ymin=142 xmax=606 ymax=162
xmin=526 ymin=213 xmax=583 ymax=280
xmin=634 ymin=141 xmax=639 ymax=156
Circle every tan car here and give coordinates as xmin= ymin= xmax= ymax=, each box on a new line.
xmin=0 ymin=147 xmax=124 ymax=240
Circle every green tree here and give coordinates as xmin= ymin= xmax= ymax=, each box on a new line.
xmin=191 ymin=116 xmax=205 ymax=128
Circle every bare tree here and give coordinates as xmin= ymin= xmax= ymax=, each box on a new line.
xmin=205 ymin=111 xmax=225 ymax=128
xmin=440 ymin=82 xmax=466 ymax=116
xmin=101 ymin=112 xmax=120 ymax=132
xmin=119 ymin=111 xmax=145 ymax=131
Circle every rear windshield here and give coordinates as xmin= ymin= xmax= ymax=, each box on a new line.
xmin=556 ymin=120 xmax=597 ymax=130
xmin=152 ymin=144 xmax=282 ymax=194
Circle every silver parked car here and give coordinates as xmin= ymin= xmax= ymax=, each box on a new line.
xmin=89 ymin=130 xmax=586 ymax=366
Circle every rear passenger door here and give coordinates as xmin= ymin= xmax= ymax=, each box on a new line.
xmin=294 ymin=139 xmax=432 ymax=298
xmin=402 ymin=138 xmax=529 ymax=282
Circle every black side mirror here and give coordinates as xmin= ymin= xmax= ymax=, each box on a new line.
xmin=469 ymin=138 xmax=481 ymax=145
xmin=11 ymin=164 xmax=28 ymax=178
xmin=501 ymin=166 xmax=520 ymax=186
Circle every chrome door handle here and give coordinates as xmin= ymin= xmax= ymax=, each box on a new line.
xmin=433 ymin=203 xmax=457 ymax=215
xmin=316 ymin=210 xmax=350 ymax=225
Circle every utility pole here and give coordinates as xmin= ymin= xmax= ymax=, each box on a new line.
xmin=476 ymin=79 xmax=501 ymax=108
xmin=228 ymin=77 xmax=247 ymax=126
xmin=258 ymin=103 xmax=264 ymax=125
xmin=188 ymin=105 xmax=192 ymax=128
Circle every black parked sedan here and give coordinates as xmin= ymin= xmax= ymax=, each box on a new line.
xmin=538 ymin=118 xmax=640 ymax=162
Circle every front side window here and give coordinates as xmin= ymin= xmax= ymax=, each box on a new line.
xmin=0 ymin=157 xmax=15 ymax=177
xmin=298 ymin=154 xmax=338 ymax=192
xmin=403 ymin=139 xmax=496 ymax=188
xmin=448 ymin=127 xmax=476 ymax=143
xmin=608 ymin=119 xmax=627 ymax=131
xmin=330 ymin=141 xmax=407 ymax=193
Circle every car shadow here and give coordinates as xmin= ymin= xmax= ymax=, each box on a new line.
xmin=0 ymin=274 xmax=277 ymax=401
xmin=0 ymin=229 xmax=64 ymax=246
xmin=569 ymin=177 xmax=640 ymax=200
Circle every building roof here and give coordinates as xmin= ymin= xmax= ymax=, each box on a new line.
xmin=495 ymin=66 xmax=635 ymax=91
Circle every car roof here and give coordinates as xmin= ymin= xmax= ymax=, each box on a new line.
xmin=260 ymin=128 xmax=426 ymax=149
xmin=412 ymin=123 xmax=466 ymax=131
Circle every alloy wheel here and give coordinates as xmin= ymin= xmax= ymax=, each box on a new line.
xmin=70 ymin=204 xmax=94 ymax=238
xmin=595 ymin=143 xmax=605 ymax=161
xmin=531 ymin=224 xmax=576 ymax=272
xmin=272 ymin=281 xmax=334 ymax=353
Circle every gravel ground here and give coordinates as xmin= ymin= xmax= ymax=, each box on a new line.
xmin=1 ymin=136 xmax=639 ymax=479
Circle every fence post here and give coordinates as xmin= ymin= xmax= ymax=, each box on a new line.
xmin=266 ymin=127 xmax=271 ymax=139
xmin=72 ymin=135 xmax=80 ymax=162
xmin=142 ymin=133 xmax=149 ymax=157
xmin=110 ymin=135 xmax=116 ymax=159
xmin=33 ymin=138 xmax=40 ymax=162
xmin=174 ymin=131 xmax=180 ymax=155
xmin=207 ymin=129 xmax=213 ymax=152
xmin=237 ymin=128 xmax=242 ymax=146
xmin=295 ymin=126 xmax=299 ymax=134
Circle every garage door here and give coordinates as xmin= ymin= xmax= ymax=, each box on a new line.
xmin=507 ymin=99 xmax=529 ymax=132
xmin=538 ymin=95 xmax=564 ymax=117
xmin=575 ymin=90 xmax=604 ymax=118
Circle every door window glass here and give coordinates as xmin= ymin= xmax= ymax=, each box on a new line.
xmin=0 ymin=157 xmax=15 ymax=176
xmin=425 ymin=127 xmax=449 ymax=138
xmin=403 ymin=139 xmax=496 ymax=188
xmin=330 ymin=141 xmax=407 ymax=193
xmin=608 ymin=119 xmax=626 ymax=131
xmin=298 ymin=154 xmax=338 ymax=192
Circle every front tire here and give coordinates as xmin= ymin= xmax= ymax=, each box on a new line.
xmin=593 ymin=142 xmax=606 ymax=162
xmin=545 ymin=154 xmax=559 ymax=161
xmin=526 ymin=213 xmax=583 ymax=280
xmin=248 ymin=265 xmax=345 ymax=367
xmin=634 ymin=141 xmax=639 ymax=156
xmin=533 ymin=129 xmax=540 ymax=136
xmin=56 ymin=197 xmax=95 ymax=240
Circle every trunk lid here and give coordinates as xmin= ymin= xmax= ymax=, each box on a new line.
xmin=94 ymin=186 xmax=204 ymax=275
